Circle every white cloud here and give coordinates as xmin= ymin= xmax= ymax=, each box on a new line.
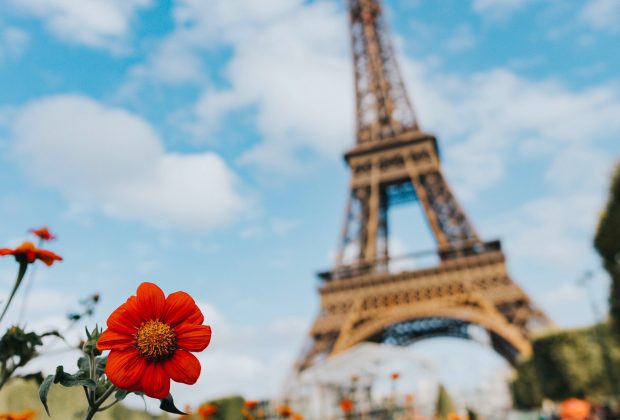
xmin=125 ymin=0 xmax=353 ymax=173
xmin=472 ymin=0 xmax=536 ymax=20
xmin=119 ymin=0 xmax=620 ymax=284
xmin=485 ymin=145 xmax=614 ymax=270
xmin=580 ymin=0 xmax=620 ymax=32
xmin=498 ymin=193 xmax=599 ymax=267
xmin=541 ymin=282 xmax=586 ymax=304
xmin=194 ymin=1 xmax=352 ymax=172
xmin=445 ymin=25 xmax=476 ymax=52
xmin=124 ymin=33 xmax=206 ymax=86
xmin=169 ymin=301 xmax=308 ymax=405
xmin=11 ymin=95 xmax=248 ymax=233
xmin=123 ymin=0 xmax=306 ymax=86
xmin=7 ymin=0 xmax=152 ymax=53
xmin=0 ymin=27 xmax=29 ymax=63
xmin=403 ymin=66 xmax=620 ymax=198
xmin=134 ymin=0 xmax=620 ymax=190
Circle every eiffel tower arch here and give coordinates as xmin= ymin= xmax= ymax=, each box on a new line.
xmin=295 ymin=0 xmax=551 ymax=372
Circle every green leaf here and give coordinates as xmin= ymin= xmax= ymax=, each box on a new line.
xmin=39 ymin=374 xmax=55 ymax=416
xmin=53 ymin=365 xmax=96 ymax=389
xmin=95 ymin=355 xmax=107 ymax=375
xmin=114 ymin=388 xmax=129 ymax=401
xmin=159 ymin=394 xmax=186 ymax=415
xmin=77 ymin=356 xmax=89 ymax=371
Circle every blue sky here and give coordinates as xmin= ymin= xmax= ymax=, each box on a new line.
xmin=0 ymin=0 xmax=619 ymax=408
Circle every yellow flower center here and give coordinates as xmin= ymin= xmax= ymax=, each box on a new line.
xmin=134 ymin=320 xmax=176 ymax=361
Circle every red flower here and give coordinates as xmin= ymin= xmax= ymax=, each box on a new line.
xmin=198 ymin=403 xmax=218 ymax=419
xmin=97 ymin=282 xmax=212 ymax=399
xmin=340 ymin=399 xmax=354 ymax=413
xmin=0 ymin=241 xmax=62 ymax=266
xmin=0 ymin=410 xmax=37 ymax=420
xmin=390 ymin=372 xmax=400 ymax=380
xmin=559 ymin=398 xmax=590 ymax=420
xmin=30 ymin=226 xmax=56 ymax=241
xmin=245 ymin=400 xmax=259 ymax=410
xmin=276 ymin=406 xmax=293 ymax=418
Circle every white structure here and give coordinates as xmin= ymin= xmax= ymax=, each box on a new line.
xmin=283 ymin=343 xmax=437 ymax=419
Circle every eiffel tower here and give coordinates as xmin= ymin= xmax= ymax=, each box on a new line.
xmin=296 ymin=0 xmax=550 ymax=371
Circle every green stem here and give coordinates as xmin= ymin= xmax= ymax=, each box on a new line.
xmin=88 ymin=351 xmax=96 ymax=405
xmin=83 ymin=385 xmax=117 ymax=420
xmin=95 ymin=384 xmax=117 ymax=406
xmin=0 ymin=262 xmax=28 ymax=324
xmin=83 ymin=386 xmax=93 ymax=406
xmin=0 ymin=361 xmax=15 ymax=390
xmin=84 ymin=406 xmax=97 ymax=420
xmin=98 ymin=398 xmax=120 ymax=411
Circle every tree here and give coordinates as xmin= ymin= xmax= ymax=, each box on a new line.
xmin=510 ymin=324 xmax=620 ymax=404
xmin=510 ymin=359 xmax=543 ymax=409
xmin=204 ymin=396 xmax=244 ymax=420
xmin=595 ymin=161 xmax=620 ymax=336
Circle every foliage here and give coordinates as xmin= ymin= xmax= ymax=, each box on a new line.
xmin=0 ymin=378 xmax=170 ymax=419
xmin=205 ymin=396 xmax=244 ymax=420
xmin=511 ymin=324 xmax=620 ymax=404
xmin=0 ymin=326 xmax=60 ymax=389
xmin=510 ymin=359 xmax=544 ymax=409
xmin=0 ymin=228 xmax=64 ymax=390
xmin=67 ymin=293 xmax=101 ymax=324
xmin=535 ymin=324 xmax=620 ymax=400
xmin=39 ymin=327 xmax=105 ymax=416
xmin=435 ymin=384 xmax=456 ymax=419
xmin=595 ymin=161 xmax=620 ymax=336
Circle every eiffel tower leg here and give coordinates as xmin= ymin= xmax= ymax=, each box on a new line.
xmin=363 ymin=163 xmax=380 ymax=263
xmin=404 ymin=154 xmax=449 ymax=248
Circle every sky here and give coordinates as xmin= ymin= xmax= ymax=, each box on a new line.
xmin=0 ymin=0 xmax=619 ymax=410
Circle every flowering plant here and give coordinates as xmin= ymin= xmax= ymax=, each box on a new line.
xmin=0 ymin=228 xmax=63 ymax=391
xmin=39 ymin=282 xmax=212 ymax=419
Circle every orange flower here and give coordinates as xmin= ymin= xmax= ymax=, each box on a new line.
xmin=198 ymin=403 xmax=217 ymax=419
xmin=340 ymin=399 xmax=354 ymax=413
xmin=30 ymin=226 xmax=56 ymax=241
xmin=405 ymin=393 xmax=415 ymax=403
xmin=390 ymin=372 xmax=400 ymax=380
xmin=0 ymin=241 xmax=62 ymax=266
xmin=245 ymin=400 xmax=259 ymax=409
xmin=292 ymin=414 xmax=304 ymax=420
xmin=276 ymin=405 xmax=293 ymax=418
xmin=559 ymin=398 xmax=590 ymax=420
xmin=447 ymin=413 xmax=461 ymax=420
xmin=198 ymin=403 xmax=218 ymax=419
xmin=97 ymin=282 xmax=212 ymax=399
xmin=0 ymin=410 xmax=37 ymax=420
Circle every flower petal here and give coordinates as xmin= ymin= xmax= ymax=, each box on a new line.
xmin=136 ymin=282 xmax=165 ymax=321
xmin=97 ymin=329 xmax=134 ymax=351
xmin=107 ymin=297 xmax=143 ymax=335
xmin=162 ymin=291 xmax=204 ymax=327
xmin=141 ymin=362 xmax=170 ymax=399
xmin=175 ymin=324 xmax=212 ymax=352
xmin=0 ymin=248 xmax=15 ymax=256
xmin=105 ymin=349 xmax=146 ymax=391
xmin=35 ymin=250 xmax=62 ymax=266
xmin=163 ymin=349 xmax=201 ymax=385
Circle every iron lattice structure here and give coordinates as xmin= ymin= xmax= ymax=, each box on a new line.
xmin=295 ymin=0 xmax=551 ymax=371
